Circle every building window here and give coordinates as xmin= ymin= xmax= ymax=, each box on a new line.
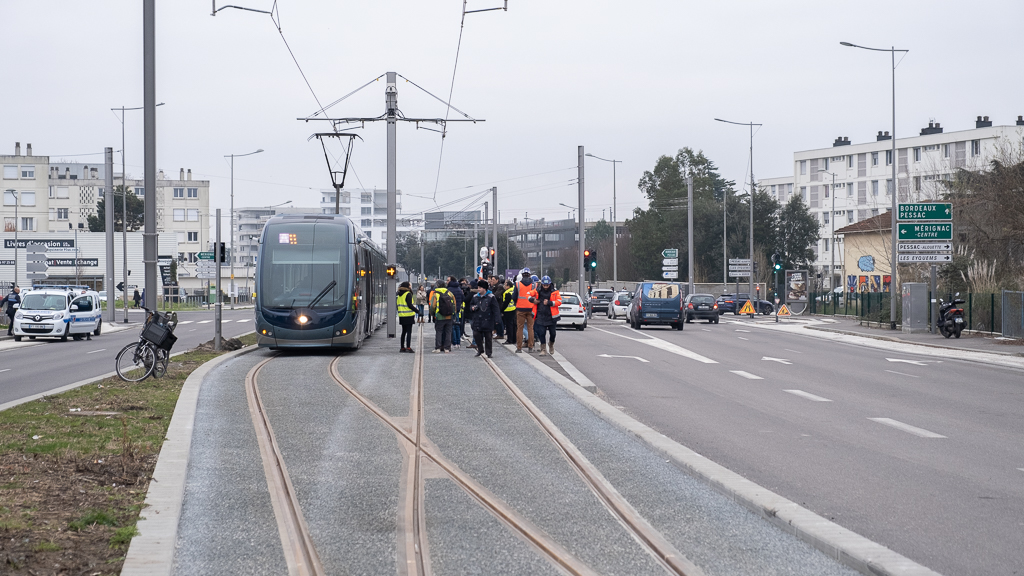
xmin=48 ymin=208 xmax=55 ymax=221
xmin=2 ymin=191 xmax=15 ymax=205
xmin=98 ymin=187 xmax=104 ymax=198
xmin=913 ymin=147 xmax=921 ymax=162
xmin=943 ymin=144 xmax=950 ymax=158
xmin=134 ymin=187 xmax=144 ymax=196
xmin=361 ymin=192 xmax=372 ymax=203
xmin=823 ymin=239 xmax=829 ymax=252
xmin=361 ymin=207 xmax=372 ymax=216
xmin=20 ymin=166 xmax=34 ymax=179
xmin=2 ymin=165 xmax=17 ymax=179
xmin=187 ymin=187 xmax=198 ymax=198
xmin=340 ymin=191 xmax=351 ymax=203
xmin=20 ymin=191 xmax=34 ymax=206
xmin=886 ymin=179 xmax=893 ymax=195
xmin=173 ymin=187 xmax=184 ymax=198
xmin=823 ymin=212 xmax=829 ymax=224
xmin=885 ymin=150 xmax=893 ymax=165
xmin=871 ymin=180 xmax=878 ymax=196
xmin=173 ymin=209 xmax=185 ymax=221
xmin=57 ymin=187 xmax=69 ymax=199
xmin=871 ymin=152 xmax=879 ymax=166
xmin=971 ymin=140 xmax=981 ymax=156
xmin=799 ymin=186 xmax=807 ymax=201
xmin=57 ymin=208 xmax=68 ymax=220
xmin=914 ymin=176 xmax=921 ymax=191
xmin=176 ymin=231 xmax=186 ymax=243
xmin=847 ymin=155 xmax=854 ymax=168
xmin=188 ymin=252 xmax=197 ymax=263
xmin=872 ymin=208 xmax=879 ymax=217
xmin=187 ymin=209 xmax=199 ymax=222
xmin=799 ymin=160 xmax=806 ymax=175
xmin=188 ymin=231 xmax=199 ymax=242
xmin=21 ymin=217 xmax=35 ymax=231
xmin=847 ymin=211 xmax=855 ymax=224
xmin=361 ymin=219 xmax=372 ymax=228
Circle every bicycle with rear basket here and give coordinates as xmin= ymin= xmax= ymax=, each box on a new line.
xmin=115 ymin=307 xmax=178 ymax=382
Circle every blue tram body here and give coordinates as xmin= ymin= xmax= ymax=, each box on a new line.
xmin=253 ymin=214 xmax=388 ymax=349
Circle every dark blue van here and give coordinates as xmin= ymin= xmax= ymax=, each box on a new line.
xmin=627 ymin=282 xmax=685 ymax=330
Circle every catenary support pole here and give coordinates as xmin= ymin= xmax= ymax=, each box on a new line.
xmin=492 ymin=186 xmax=498 ymax=274
xmin=930 ymin=264 xmax=937 ymax=334
xmin=229 ymin=156 xmax=234 ymax=309
xmin=748 ymin=122 xmax=754 ymax=315
xmin=687 ymin=175 xmax=694 ymax=295
xmin=104 ymin=147 xmax=115 ymax=322
xmin=612 ymin=160 xmax=617 ymax=283
xmin=577 ymin=146 xmax=585 ymax=297
xmin=142 ymin=0 xmax=158 ymax=315
xmin=214 ymin=208 xmax=222 ymax=351
xmin=890 ymin=46 xmax=899 ymax=330
xmin=386 ymin=72 xmax=397 ymax=338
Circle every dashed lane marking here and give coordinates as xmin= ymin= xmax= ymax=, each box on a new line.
xmin=784 ymin=389 xmax=832 ymax=402
xmin=198 ymin=320 xmax=212 ymax=324
xmin=590 ymin=325 xmax=718 ymax=364
xmin=701 ymin=328 xmax=711 ymax=332
xmin=86 ymin=349 xmax=107 ymax=355
xmin=236 ymin=319 xmax=251 ymax=322
xmin=784 ymin=348 xmax=803 ymax=354
xmin=737 ymin=337 xmax=749 ymax=340
xmin=0 ymin=369 xmax=9 ymax=373
xmin=868 ymin=417 xmax=946 ymax=438
xmin=735 ymin=329 xmax=751 ymax=332
xmin=730 ymin=370 xmax=763 ymax=380
xmin=885 ymin=370 xmax=919 ymax=378
xmin=176 ymin=320 xmax=194 ymax=325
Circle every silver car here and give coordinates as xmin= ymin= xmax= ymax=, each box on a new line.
xmin=557 ymin=292 xmax=587 ymax=331
xmin=606 ymin=291 xmax=631 ymax=319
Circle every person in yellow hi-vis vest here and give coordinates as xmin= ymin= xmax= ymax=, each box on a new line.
xmin=397 ymin=281 xmax=418 ymax=353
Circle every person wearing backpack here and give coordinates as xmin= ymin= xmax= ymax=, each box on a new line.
xmin=447 ymin=277 xmax=464 ymax=349
xmin=469 ymin=280 xmax=501 ymax=358
xmin=532 ymin=276 xmax=562 ymax=356
xmin=430 ymin=279 xmax=455 ymax=353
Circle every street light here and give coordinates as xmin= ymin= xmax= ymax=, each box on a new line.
xmin=715 ymin=117 xmax=762 ymax=306
xmin=841 ymin=41 xmax=908 ymax=330
xmin=585 ymin=153 xmax=621 ymax=283
xmin=818 ymin=169 xmax=838 ymax=296
xmin=225 ymin=148 xmax=264 ymax=309
xmin=112 ymin=102 xmax=164 ymax=322
xmin=5 ymin=189 xmax=16 ymax=287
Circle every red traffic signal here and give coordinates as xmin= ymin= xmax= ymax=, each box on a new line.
xmin=584 ymin=249 xmax=591 ymax=258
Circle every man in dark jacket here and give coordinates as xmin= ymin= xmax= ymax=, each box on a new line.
xmin=469 ymin=280 xmax=501 ymax=358
xmin=460 ymin=278 xmax=476 ymax=348
xmin=4 ymin=285 xmax=21 ymax=336
xmin=447 ymin=277 xmax=464 ymax=348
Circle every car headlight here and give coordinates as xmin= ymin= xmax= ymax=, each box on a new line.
xmin=15 ymin=312 xmax=23 ymax=319
xmin=52 ymin=312 xmax=64 ymax=320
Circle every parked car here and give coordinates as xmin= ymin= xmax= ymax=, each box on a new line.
xmin=683 ymin=293 xmax=719 ymax=323
xmin=557 ymin=292 xmax=588 ymax=331
xmin=589 ymin=289 xmax=615 ymax=313
xmin=607 ymin=291 xmax=631 ymax=319
xmin=11 ymin=286 xmax=103 ymax=342
xmin=627 ymin=282 xmax=684 ymax=330
xmin=717 ymin=293 xmax=773 ymax=315
xmin=716 ymin=293 xmax=739 ymax=315
xmin=98 ymin=291 xmax=107 ymax=305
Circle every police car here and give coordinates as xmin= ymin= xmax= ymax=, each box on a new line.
xmin=12 ymin=285 xmax=103 ymax=342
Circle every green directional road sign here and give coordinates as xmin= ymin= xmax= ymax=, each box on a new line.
xmin=662 ymin=248 xmax=678 ymax=259
xmin=197 ymin=252 xmax=215 ymax=260
xmin=898 ymin=222 xmax=952 ymax=240
xmin=898 ymin=203 xmax=952 ymax=221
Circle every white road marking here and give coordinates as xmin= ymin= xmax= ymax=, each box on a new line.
xmin=189 ymin=329 xmax=196 ymax=332
xmin=737 ymin=337 xmax=749 ymax=340
xmin=590 ymin=326 xmax=718 ymax=364
xmin=784 ymin=389 xmax=832 ymax=402
xmin=597 ymin=353 xmax=649 ymax=363
xmin=885 ymin=369 xmax=919 ymax=378
xmin=1018 ymin=468 xmax=1024 ymax=472
xmin=868 ymin=417 xmax=946 ymax=438
xmin=784 ymin=348 xmax=803 ymax=354
xmin=886 ymin=358 xmax=929 ymax=366
xmin=730 ymin=370 xmax=763 ymax=380
xmin=236 ymin=318 xmax=251 ymax=322
xmin=735 ymin=329 xmax=751 ymax=332
xmin=198 ymin=320 xmax=212 ymax=324
xmin=176 ymin=320 xmax=194 ymax=325
xmin=701 ymin=328 xmax=711 ymax=332
xmin=0 ymin=369 xmax=9 ymax=373
xmin=762 ymin=356 xmax=792 ymax=365
xmin=86 ymin=348 xmax=107 ymax=355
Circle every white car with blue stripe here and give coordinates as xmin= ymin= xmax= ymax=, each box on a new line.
xmin=12 ymin=286 xmax=103 ymax=342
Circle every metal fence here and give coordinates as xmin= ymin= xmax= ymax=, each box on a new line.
xmin=808 ymin=291 xmax=1008 ymax=333
xmin=1003 ymin=291 xmax=1024 ymax=338
xmin=807 ymin=291 xmax=900 ymax=325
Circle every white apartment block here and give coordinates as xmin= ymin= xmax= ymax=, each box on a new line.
xmin=2 ymin=143 xmax=209 ymax=266
xmin=760 ymin=116 xmax=1024 ymax=280
xmin=319 ymin=188 xmax=420 ymax=242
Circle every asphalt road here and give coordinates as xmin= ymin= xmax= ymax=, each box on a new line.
xmin=553 ymin=312 xmax=1024 ymax=576
xmin=0 ymin=308 xmax=255 ymax=407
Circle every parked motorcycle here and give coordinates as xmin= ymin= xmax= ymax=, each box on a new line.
xmin=937 ymin=293 xmax=966 ymax=339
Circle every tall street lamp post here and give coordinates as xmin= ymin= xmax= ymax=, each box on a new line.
xmin=585 ymin=153 xmax=621 ymax=283
xmin=715 ymin=118 xmax=762 ymax=306
xmin=6 ymin=190 xmax=17 ymax=287
xmin=225 ymin=148 xmax=263 ymax=309
xmin=841 ymin=41 xmax=908 ymax=330
xmin=819 ymin=169 xmax=838 ymax=294
xmin=112 ymin=102 xmax=163 ymax=322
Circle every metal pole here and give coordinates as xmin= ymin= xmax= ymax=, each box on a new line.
xmin=723 ymin=183 xmax=727 ymax=285
xmin=830 ymin=172 xmax=836 ymax=294
xmin=492 ymin=186 xmax=498 ymax=275
xmin=930 ymin=264 xmax=937 ymax=334
xmin=11 ymin=191 xmax=16 ymax=288
xmin=229 ymin=155 xmax=235 ymax=309
xmin=420 ymin=234 xmax=425 ymax=285
xmin=687 ymin=175 xmax=694 ymax=294
xmin=121 ymin=112 xmax=129 ymax=323
xmin=577 ymin=146 xmax=585 ymax=297
xmin=385 ymin=72 xmax=397 ymax=338
xmin=612 ymin=161 xmax=618 ymax=283
xmin=748 ymin=123 xmax=754 ymax=314
xmin=74 ymin=224 xmax=79 ymax=286
xmin=890 ymin=46 xmax=898 ymax=330
xmin=214 ymin=208 xmax=222 ymax=350
xmin=104 ymin=148 xmax=115 ymax=322
xmin=143 ymin=0 xmax=158 ymax=315
xmin=473 ymin=221 xmax=478 ymax=277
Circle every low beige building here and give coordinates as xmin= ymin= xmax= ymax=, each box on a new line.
xmin=835 ymin=212 xmax=893 ymax=293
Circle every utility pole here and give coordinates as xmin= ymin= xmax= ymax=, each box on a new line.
xmin=492 ymin=186 xmax=498 ymax=276
xmin=104 ymin=147 xmax=115 ymax=322
xmin=473 ymin=220 xmax=478 ymax=278
xmin=687 ymin=175 xmax=694 ymax=295
xmin=143 ymin=0 xmax=158 ymax=314
xmin=577 ymin=146 xmax=585 ymax=297
xmin=214 ymin=208 xmax=222 ymax=351
xmin=386 ymin=71 xmax=398 ymax=338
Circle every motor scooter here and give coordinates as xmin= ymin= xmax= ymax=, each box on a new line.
xmin=936 ymin=292 xmax=966 ymax=339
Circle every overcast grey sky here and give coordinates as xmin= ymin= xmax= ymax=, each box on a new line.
xmin=3 ymin=1 xmax=1022 ymax=225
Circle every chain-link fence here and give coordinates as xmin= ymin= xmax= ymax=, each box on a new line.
xmin=1003 ymin=291 xmax=1024 ymax=338
xmin=807 ymin=291 xmax=901 ymax=325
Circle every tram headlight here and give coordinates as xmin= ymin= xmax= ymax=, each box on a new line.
xmin=297 ymin=315 xmax=309 ymax=325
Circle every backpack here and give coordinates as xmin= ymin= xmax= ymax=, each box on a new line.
xmin=436 ymin=290 xmax=455 ymax=318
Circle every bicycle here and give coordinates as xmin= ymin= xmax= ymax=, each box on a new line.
xmin=115 ymin=307 xmax=178 ymax=382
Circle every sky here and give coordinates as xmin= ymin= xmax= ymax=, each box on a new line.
xmin=3 ymin=0 xmax=1022 ymax=228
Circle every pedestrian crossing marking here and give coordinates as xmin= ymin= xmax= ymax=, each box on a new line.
xmin=777 ymin=304 xmax=792 ymax=316
xmin=738 ymin=300 xmax=756 ymax=315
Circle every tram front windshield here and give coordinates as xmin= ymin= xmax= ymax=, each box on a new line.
xmin=261 ymin=222 xmax=348 ymax=309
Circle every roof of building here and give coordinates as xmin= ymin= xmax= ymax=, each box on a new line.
xmin=835 ymin=211 xmax=891 ymax=235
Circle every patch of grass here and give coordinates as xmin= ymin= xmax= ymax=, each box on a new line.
xmin=109 ymin=525 xmax=140 ymax=549
xmin=34 ymin=540 xmax=60 ymax=552
xmin=69 ymin=508 xmax=118 ymax=531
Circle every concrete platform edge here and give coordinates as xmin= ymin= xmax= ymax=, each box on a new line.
xmin=121 ymin=342 xmax=259 ymax=576
xmin=516 ymin=350 xmax=942 ymax=576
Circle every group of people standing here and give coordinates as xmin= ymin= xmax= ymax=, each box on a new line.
xmin=394 ymin=267 xmax=561 ymax=358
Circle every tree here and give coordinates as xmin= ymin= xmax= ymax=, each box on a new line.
xmin=87 ymin=186 xmax=145 ymax=232
xmin=772 ymin=194 xmax=819 ymax=272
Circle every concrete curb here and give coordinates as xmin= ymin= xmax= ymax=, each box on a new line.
xmin=121 ymin=343 xmax=259 ymax=576
xmin=550 ymin=350 xmax=598 ymax=392
xmin=515 ymin=347 xmax=942 ymax=576
xmin=806 ymin=324 xmax=1024 ymax=357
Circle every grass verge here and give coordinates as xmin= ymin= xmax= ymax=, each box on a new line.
xmin=0 ymin=332 xmax=257 ymax=575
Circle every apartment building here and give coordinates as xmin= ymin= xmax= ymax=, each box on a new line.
xmin=319 ymin=188 xmax=419 ymax=242
xmin=760 ymin=116 xmax=1024 ymax=282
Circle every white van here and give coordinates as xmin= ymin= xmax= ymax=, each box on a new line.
xmin=12 ymin=286 xmax=103 ymax=342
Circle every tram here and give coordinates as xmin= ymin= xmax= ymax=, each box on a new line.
xmin=253 ymin=214 xmax=388 ymax=349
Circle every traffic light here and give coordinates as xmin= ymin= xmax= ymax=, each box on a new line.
xmin=385 ymin=264 xmax=397 ymax=278
xmin=489 ymin=248 xmax=495 ymax=258
xmin=583 ymin=249 xmax=592 ymax=269
xmin=772 ymin=253 xmax=782 ymax=272
xmin=589 ymin=248 xmax=598 ymax=269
